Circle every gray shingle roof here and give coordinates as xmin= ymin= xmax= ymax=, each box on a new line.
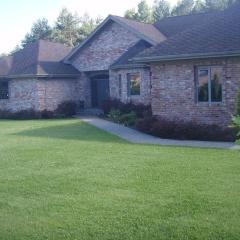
xmin=111 ymin=40 xmax=152 ymax=68
xmin=111 ymin=15 xmax=166 ymax=44
xmin=0 ymin=40 xmax=80 ymax=78
xmin=153 ymin=12 xmax=218 ymax=37
xmin=135 ymin=3 xmax=240 ymax=61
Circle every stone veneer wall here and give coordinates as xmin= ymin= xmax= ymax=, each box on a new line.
xmin=109 ymin=68 xmax=151 ymax=105
xmin=150 ymin=57 xmax=240 ymax=127
xmin=71 ymin=21 xmax=140 ymax=72
xmin=0 ymin=79 xmax=39 ymax=112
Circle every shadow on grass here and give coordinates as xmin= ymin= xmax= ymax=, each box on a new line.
xmin=13 ymin=121 xmax=125 ymax=143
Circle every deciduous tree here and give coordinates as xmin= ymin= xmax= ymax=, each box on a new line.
xmin=21 ymin=18 xmax=52 ymax=47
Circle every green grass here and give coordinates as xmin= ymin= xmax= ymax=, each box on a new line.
xmin=0 ymin=119 xmax=240 ymax=240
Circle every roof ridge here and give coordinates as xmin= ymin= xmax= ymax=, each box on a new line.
xmin=158 ymin=11 xmax=214 ymax=21
xmin=110 ymin=14 xmax=154 ymax=26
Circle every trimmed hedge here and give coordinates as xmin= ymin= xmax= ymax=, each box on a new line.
xmin=136 ymin=117 xmax=237 ymax=142
xmin=0 ymin=101 xmax=77 ymax=120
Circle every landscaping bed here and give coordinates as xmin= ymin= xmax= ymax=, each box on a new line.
xmin=102 ymin=99 xmax=238 ymax=142
xmin=0 ymin=100 xmax=77 ymax=120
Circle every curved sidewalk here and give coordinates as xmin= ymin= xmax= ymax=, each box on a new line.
xmin=79 ymin=116 xmax=240 ymax=150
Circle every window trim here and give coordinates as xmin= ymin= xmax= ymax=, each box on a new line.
xmin=127 ymin=72 xmax=141 ymax=96
xmin=0 ymin=80 xmax=9 ymax=100
xmin=196 ymin=66 xmax=223 ymax=104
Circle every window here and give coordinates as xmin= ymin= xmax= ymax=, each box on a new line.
xmin=127 ymin=73 xmax=140 ymax=96
xmin=118 ymin=74 xmax=122 ymax=97
xmin=0 ymin=81 xmax=9 ymax=99
xmin=196 ymin=66 xmax=222 ymax=103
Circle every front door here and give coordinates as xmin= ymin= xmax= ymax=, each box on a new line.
xmin=91 ymin=78 xmax=109 ymax=108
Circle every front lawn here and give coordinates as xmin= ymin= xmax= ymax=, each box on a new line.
xmin=0 ymin=119 xmax=240 ymax=240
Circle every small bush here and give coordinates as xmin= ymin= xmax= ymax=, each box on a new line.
xmin=0 ymin=101 xmax=78 ymax=120
xmin=10 ymin=109 xmax=41 ymax=120
xmin=119 ymin=111 xmax=137 ymax=126
xmin=41 ymin=110 xmax=55 ymax=119
xmin=107 ymin=109 xmax=137 ymax=126
xmin=232 ymin=116 xmax=240 ymax=138
xmin=55 ymin=101 xmax=77 ymax=117
xmin=0 ymin=110 xmax=12 ymax=119
xmin=102 ymin=99 xmax=123 ymax=115
xmin=237 ymin=85 xmax=240 ymax=116
xmin=107 ymin=109 xmax=122 ymax=123
xmin=135 ymin=116 xmax=157 ymax=134
xmin=135 ymin=117 xmax=237 ymax=142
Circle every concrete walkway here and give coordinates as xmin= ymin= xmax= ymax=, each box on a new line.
xmin=79 ymin=116 xmax=240 ymax=150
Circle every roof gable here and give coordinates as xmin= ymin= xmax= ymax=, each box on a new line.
xmin=64 ymin=15 xmax=166 ymax=62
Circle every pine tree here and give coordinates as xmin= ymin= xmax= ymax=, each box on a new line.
xmin=52 ymin=8 xmax=81 ymax=47
xmin=153 ymin=0 xmax=171 ymax=21
xmin=21 ymin=18 xmax=52 ymax=47
xmin=124 ymin=0 xmax=153 ymax=23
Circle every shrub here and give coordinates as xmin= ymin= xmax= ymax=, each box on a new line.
xmin=102 ymin=99 xmax=123 ymax=115
xmin=107 ymin=109 xmax=122 ymax=123
xmin=0 ymin=110 xmax=12 ymax=119
xmin=0 ymin=109 xmax=43 ymax=120
xmin=135 ymin=116 xmax=157 ymax=134
xmin=41 ymin=110 xmax=55 ymax=119
xmin=0 ymin=102 xmax=79 ymax=120
xmin=102 ymin=99 xmax=152 ymax=118
xmin=237 ymin=85 xmax=240 ymax=115
xmin=119 ymin=111 xmax=137 ymax=126
xmin=10 ymin=109 xmax=41 ymax=120
xmin=135 ymin=116 xmax=237 ymax=142
xmin=55 ymin=101 xmax=77 ymax=117
xmin=232 ymin=116 xmax=240 ymax=138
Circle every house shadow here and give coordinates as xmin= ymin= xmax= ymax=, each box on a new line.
xmin=13 ymin=121 xmax=125 ymax=144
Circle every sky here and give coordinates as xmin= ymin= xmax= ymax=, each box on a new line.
xmin=0 ymin=0 xmax=178 ymax=54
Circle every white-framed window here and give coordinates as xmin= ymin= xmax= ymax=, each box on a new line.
xmin=127 ymin=73 xmax=140 ymax=96
xmin=196 ymin=66 xmax=223 ymax=103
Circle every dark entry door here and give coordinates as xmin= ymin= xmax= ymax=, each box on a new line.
xmin=91 ymin=78 xmax=109 ymax=108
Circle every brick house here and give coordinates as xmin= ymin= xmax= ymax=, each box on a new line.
xmin=0 ymin=3 xmax=240 ymax=127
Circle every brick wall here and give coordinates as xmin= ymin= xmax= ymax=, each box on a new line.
xmin=150 ymin=57 xmax=240 ymax=126
xmin=0 ymin=78 xmax=82 ymax=112
xmin=36 ymin=79 xmax=79 ymax=111
xmin=75 ymin=73 xmax=92 ymax=108
xmin=71 ymin=21 xmax=140 ymax=72
xmin=0 ymin=79 xmax=39 ymax=112
xmin=109 ymin=68 xmax=151 ymax=105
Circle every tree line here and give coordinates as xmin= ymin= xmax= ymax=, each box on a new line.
xmin=9 ymin=8 xmax=102 ymax=55
xmin=125 ymin=0 xmax=240 ymax=23
xmin=4 ymin=0 xmax=240 ymax=55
